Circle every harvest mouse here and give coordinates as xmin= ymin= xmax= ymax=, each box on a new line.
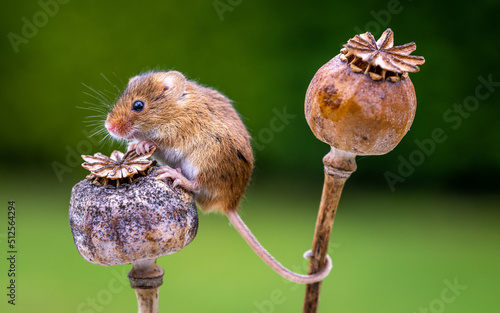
xmin=104 ymin=71 xmax=331 ymax=283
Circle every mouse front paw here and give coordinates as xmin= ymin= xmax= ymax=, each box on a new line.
xmin=131 ymin=140 xmax=156 ymax=155
xmin=157 ymin=166 xmax=200 ymax=192
xmin=127 ymin=140 xmax=139 ymax=152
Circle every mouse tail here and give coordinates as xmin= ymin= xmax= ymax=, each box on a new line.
xmin=226 ymin=210 xmax=332 ymax=284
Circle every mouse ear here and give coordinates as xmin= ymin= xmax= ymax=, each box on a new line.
xmin=160 ymin=71 xmax=186 ymax=101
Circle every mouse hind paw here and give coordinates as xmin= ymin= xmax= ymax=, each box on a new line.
xmin=157 ymin=166 xmax=200 ymax=192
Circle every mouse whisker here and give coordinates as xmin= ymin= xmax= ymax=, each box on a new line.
xmin=100 ymin=73 xmax=123 ymax=93
xmin=83 ymin=114 xmax=105 ymax=119
xmin=78 ymin=104 xmax=109 ymax=114
xmin=112 ymin=72 xmax=126 ymax=86
xmin=82 ymin=91 xmax=111 ymax=107
xmin=82 ymin=84 xmax=114 ymax=108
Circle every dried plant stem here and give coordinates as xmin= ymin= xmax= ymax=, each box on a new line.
xmin=303 ymin=148 xmax=356 ymax=313
xmin=135 ymin=288 xmax=159 ymax=313
xmin=128 ymin=259 xmax=164 ymax=313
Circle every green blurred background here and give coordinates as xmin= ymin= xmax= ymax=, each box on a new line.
xmin=1 ymin=0 xmax=499 ymax=312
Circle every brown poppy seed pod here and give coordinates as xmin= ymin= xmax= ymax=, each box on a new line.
xmin=305 ymin=28 xmax=425 ymax=155
xmin=303 ymin=29 xmax=425 ymax=313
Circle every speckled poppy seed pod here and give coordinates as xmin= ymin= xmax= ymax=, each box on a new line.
xmin=69 ymin=167 xmax=198 ymax=267
xmin=70 ymin=149 xmax=198 ymax=313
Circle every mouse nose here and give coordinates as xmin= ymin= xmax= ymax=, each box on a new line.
xmin=105 ymin=120 xmax=133 ymax=140
xmin=105 ymin=121 xmax=115 ymax=133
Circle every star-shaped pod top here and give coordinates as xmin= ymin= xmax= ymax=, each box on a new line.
xmin=340 ymin=28 xmax=425 ymax=81
xmin=81 ymin=147 xmax=156 ymax=186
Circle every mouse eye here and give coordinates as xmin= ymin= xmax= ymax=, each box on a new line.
xmin=132 ymin=100 xmax=145 ymax=112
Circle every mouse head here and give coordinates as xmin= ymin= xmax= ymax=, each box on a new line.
xmin=105 ymin=71 xmax=186 ymax=140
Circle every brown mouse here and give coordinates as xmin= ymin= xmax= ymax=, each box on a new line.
xmin=104 ymin=71 xmax=331 ymax=283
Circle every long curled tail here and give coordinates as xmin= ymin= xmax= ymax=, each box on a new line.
xmin=226 ymin=210 xmax=332 ymax=284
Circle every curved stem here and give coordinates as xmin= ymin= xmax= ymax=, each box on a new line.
xmin=302 ymin=147 xmax=356 ymax=313
xmin=226 ymin=210 xmax=333 ymax=284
